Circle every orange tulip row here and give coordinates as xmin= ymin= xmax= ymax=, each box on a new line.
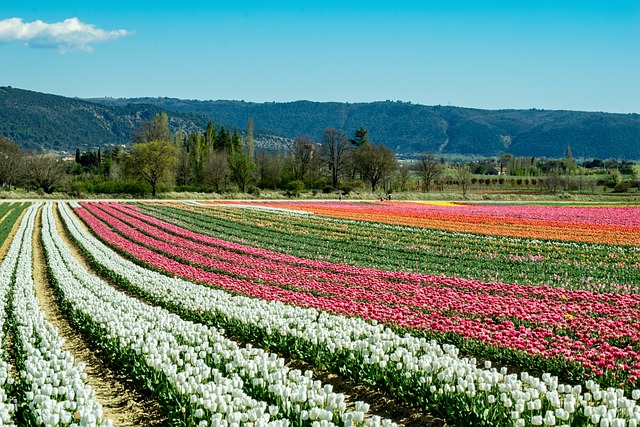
xmin=224 ymin=202 xmax=640 ymax=246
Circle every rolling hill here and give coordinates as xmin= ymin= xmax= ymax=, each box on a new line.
xmin=89 ymin=97 xmax=640 ymax=160
xmin=2 ymin=86 xmax=639 ymax=159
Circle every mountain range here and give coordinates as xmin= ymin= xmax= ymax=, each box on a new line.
xmin=2 ymin=86 xmax=639 ymax=159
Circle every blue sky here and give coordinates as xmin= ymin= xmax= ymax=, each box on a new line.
xmin=1 ymin=1 xmax=639 ymax=113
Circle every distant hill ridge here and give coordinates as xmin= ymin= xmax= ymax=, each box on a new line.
xmin=83 ymin=97 xmax=640 ymax=160
xmin=1 ymin=86 xmax=639 ymax=159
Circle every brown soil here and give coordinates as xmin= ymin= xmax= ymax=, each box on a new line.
xmin=285 ymin=359 xmax=447 ymax=427
xmin=32 ymin=204 xmax=167 ymax=426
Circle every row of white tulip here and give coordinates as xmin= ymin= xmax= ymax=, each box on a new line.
xmin=214 ymin=204 xmax=314 ymax=216
xmin=11 ymin=203 xmax=110 ymax=427
xmin=0 ymin=203 xmax=25 ymax=427
xmin=47 ymin=203 xmax=387 ymax=427
xmin=61 ymin=201 xmax=640 ymax=426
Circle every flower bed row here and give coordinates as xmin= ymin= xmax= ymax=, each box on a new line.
xmin=109 ymin=202 xmax=638 ymax=308
xmin=59 ymin=201 xmax=640 ymax=427
xmin=0 ymin=203 xmax=22 ymax=426
xmin=79 ymin=202 xmax=640 ymax=386
xmin=0 ymin=202 xmax=28 ymax=254
xmin=47 ymin=203 xmax=386 ymax=427
xmin=139 ymin=203 xmax=640 ymax=294
xmin=220 ymin=201 xmax=640 ymax=246
xmin=0 ymin=203 xmax=108 ymax=426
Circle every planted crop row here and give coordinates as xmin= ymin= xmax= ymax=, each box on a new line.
xmin=139 ymin=203 xmax=640 ymax=294
xmin=237 ymin=201 xmax=640 ymax=246
xmin=1 ymin=203 xmax=108 ymax=426
xmin=47 ymin=203 xmax=388 ymax=427
xmin=0 ymin=202 xmax=28 ymax=252
xmin=79 ymin=202 xmax=640 ymax=388
xmin=61 ymin=201 xmax=640 ymax=427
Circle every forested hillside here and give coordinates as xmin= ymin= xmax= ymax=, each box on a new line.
xmin=0 ymin=87 xmax=207 ymax=152
xmin=91 ymin=97 xmax=640 ymax=159
xmin=2 ymin=86 xmax=639 ymax=159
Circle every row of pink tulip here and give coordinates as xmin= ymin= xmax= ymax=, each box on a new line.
xmin=105 ymin=203 xmax=636 ymax=305
xmin=93 ymin=203 xmax=638 ymax=325
xmin=76 ymin=203 xmax=640 ymax=383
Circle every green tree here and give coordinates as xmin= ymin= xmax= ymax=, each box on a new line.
xmin=500 ymin=153 xmax=514 ymax=175
xmin=286 ymin=179 xmax=305 ymax=197
xmin=126 ymin=140 xmax=178 ymax=197
xmin=231 ymin=128 xmax=243 ymax=153
xmin=350 ymin=127 xmax=369 ymax=147
xmin=132 ymin=112 xmax=170 ymax=144
xmin=228 ymin=150 xmax=254 ymax=192
xmin=564 ymin=145 xmax=577 ymax=174
xmin=353 ymin=143 xmax=398 ymax=192
xmin=215 ymin=126 xmax=231 ymax=151
xmin=204 ymin=122 xmax=217 ymax=150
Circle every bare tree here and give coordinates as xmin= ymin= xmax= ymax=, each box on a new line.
xmin=290 ymin=134 xmax=316 ymax=183
xmin=456 ymin=164 xmax=473 ymax=196
xmin=413 ymin=152 xmax=443 ymax=191
xmin=321 ymin=128 xmax=350 ymax=189
xmin=545 ymin=169 xmax=563 ymax=193
xmin=395 ymin=163 xmax=412 ymax=192
xmin=0 ymin=136 xmax=23 ymax=190
xmin=353 ymin=143 xmax=398 ymax=192
xmin=255 ymin=150 xmax=283 ymax=190
xmin=204 ymin=151 xmax=230 ymax=192
xmin=22 ymin=153 xmax=67 ymax=194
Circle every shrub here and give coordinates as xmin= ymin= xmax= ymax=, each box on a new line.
xmin=613 ymin=181 xmax=632 ymax=193
xmin=286 ymin=180 xmax=305 ymax=197
xmin=340 ymin=185 xmax=353 ymax=196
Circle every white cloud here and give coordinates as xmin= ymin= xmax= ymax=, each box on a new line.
xmin=0 ymin=17 xmax=131 ymax=53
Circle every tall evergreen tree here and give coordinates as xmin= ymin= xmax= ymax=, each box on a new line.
xmin=350 ymin=127 xmax=369 ymax=147
xmin=231 ymin=128 xmax=242 ymax=153
xmin=215 ymin=126 xmax=230 ymax=151
xmin=204 ymin=122 xmax=217 ymax=151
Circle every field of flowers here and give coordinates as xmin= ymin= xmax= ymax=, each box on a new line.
xmin=1 ymin=199 xmax=640 ymax=426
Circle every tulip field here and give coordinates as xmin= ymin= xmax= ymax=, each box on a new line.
xmin=1 ymin=200 xmax=640 ymax=426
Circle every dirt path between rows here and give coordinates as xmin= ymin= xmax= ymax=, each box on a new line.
xmin=32 ymin=204 xmax=167 ymax=426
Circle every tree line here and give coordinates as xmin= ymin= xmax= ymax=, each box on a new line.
xmin=0 ymin=113 xmax=401 ymax=196
xmin=1 ymin=113 xmax=638 ymax=196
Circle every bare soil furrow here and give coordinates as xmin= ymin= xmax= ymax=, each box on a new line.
xmin=33 ymin=204 xmax=166 ymax=427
